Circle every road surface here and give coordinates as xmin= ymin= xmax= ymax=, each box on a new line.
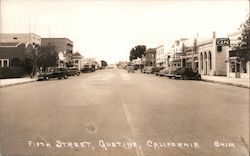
xmin=0 ymin=69 xmax=249 ymax=156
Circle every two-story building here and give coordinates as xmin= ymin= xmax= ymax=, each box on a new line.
xmin=155 ymin=45 xmax=171 ymax=67
xmin=170 ymin=39 xmax=186 ymax=68
xmin=181 ymin=38 xmax=199 ymax=71
xmin=144 ymin=48 xmax=156 ymax=67
xmin=41 ymin=38 xmax=74 ymax=67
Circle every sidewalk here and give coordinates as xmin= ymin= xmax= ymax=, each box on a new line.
xmin=201 ymin=75 xmax=250 ymax=89
xmin=0 ymin=77 xmax=38 ymax=88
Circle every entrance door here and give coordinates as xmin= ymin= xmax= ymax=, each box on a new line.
xmin=235 ymin=62 xmax=241 ymax=78
xmin=205 ymin=61 xmax=207 ymax=75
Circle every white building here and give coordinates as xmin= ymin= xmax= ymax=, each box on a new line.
xmin=170 ymin=39 xmax=186 ymax=67
xmin=155 ymin=44 xmax=171 ymax=67
xmin=197 ymin=32 xmax=227 ymax=76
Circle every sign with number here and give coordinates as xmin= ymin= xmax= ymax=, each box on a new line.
xmin=216 ymin=38 xmax=230 ymax=46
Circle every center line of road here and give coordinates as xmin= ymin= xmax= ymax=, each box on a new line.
xmin=117 ymin=81 xmax=144 ymax=156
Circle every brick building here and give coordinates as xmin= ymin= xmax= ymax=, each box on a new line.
xmin=0 ymin=33 xmax=41 ymax=68
xmin=144 ymin=48 xmax=156 ymax=66
xmin=0 ymin=42 xmax=33 ymax=67
xmin=41 ymin=38 xmax=73 ymax=55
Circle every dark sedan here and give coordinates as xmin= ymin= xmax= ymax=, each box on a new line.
xmin=38 ymin=67 xmax=70 ymax=80
xmin=68 ymin=67 xmax=81 ymax=76
xmin=171 ymin=67 xmax=201 ymax=80
xmin=153 ymin=67 xmax=164 ymax=75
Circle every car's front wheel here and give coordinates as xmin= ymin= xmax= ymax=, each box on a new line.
xmin=196 ymin=75 xmax=201 ymax=80
xmin=45 ymin=76 xmax=49 ymax=80
xmin=64 ymin=74 xmax=68 ymax=79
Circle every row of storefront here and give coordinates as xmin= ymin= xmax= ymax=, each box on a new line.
xmin=151 ymin=31 xmax=249 ymax=79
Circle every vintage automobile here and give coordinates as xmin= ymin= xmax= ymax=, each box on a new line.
xmin=171 ymin=67 xmax=201 ymax=80
xmin=144 ymin=66 xmax=154 ymax=74
xmin=80 ymin=65 xmax=95 ymax=73
xmin=157 ymin=67 xmax=169 ymax=76
xmin=142 ymin=66 xmax=148 ymax=73
xmin=165 ymin=67 xmax=179 ymax=78
xmin=153 ymin=67 xmax=164 ymax=75
xmin=38 ymin=67 xmax=70 ymax=80
xmin=67 ymin=67 xmax=81 ymax=76
xmin=127 ymin=65 xmax=135 ymax=73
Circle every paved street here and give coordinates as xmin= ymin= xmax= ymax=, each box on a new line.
xmin=0 ymin=69 xmax=249 ymax=156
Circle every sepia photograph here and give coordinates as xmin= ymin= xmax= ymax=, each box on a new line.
xmin=0 ymin=0 xmax=249 ymax=155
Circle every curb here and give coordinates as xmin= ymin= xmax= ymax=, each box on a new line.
xmin=201 ymin=79 xmax=250 ymax=89
xmin=0 ymin=79 xmax=37 ymax=88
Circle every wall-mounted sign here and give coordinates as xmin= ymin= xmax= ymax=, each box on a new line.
xmin=216 ymin=38 xmax=230 ymax=46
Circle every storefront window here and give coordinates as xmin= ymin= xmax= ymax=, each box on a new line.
xmin=3 ymin=60 xmax=8 ymax=67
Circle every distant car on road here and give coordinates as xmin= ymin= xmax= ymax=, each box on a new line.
xmin=107 ymin=64 xmax=116 ymax=69
xmin=67 ymin=67 xmax=80 ymax=76
xmin=170 ymin=67 xmax=201 ymax=80
xmin=81 ymin=66 xmax=95 ymax=73
xmin=38 ymin=67 xmax=70 ymax=80
xmin=127 ymin=66 xmax=135 ymax=73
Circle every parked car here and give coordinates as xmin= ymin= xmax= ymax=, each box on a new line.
xmin=38 ymin=67 xmax=70 ymax=80
xmin=144 ymin=66 xmax=154 ymax=74
xmin=81 ymin=67 xmax=95 ymax=73
xmin=67 ymin=67 xmax=80 ymax=76
xmin=171 ymin=67 xmax=201 ymax=80
xmin=165 ymin=67 xmax=179 ymax=78
xmin=153 ymin=67 xmax=164 ymax=75
xmin=142 ymin=66 xmax=148 ymax=73
xmin=157 ymin=67 xmax=169 ymax=76
xmin=127 ymin=66 xmax=135 ymax=73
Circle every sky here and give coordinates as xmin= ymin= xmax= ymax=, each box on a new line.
xmin=0 ymin=0 xmax=249 ymax=64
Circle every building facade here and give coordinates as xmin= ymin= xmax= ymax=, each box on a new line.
xmin=0 ymin=42 xmax=33 ymax=67
xmin=155 ymin=45 xmax=171 ymax=67
xmin=41 ymin=38 xmax=73 ymax=55
xmin=181 ymin=38 xmax=199 ymax=71
xmin=170 ymin=39 xmax=185 ymax=67
xmin=41 ymin=38 xmax=73 ymax=67
xmin=197 ymin=32 xmax=227 ymax=76
xmin=144 ymin=48 xmax=156 ymax=66
xmin=0 ymin=33 xmax=41 ymax=46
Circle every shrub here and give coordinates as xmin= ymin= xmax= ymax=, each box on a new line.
xmin=0 ymin=67 xmax=26 ymax=79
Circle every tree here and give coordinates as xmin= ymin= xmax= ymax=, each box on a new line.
xmin=129 ymin=45 xmax=146 ymax=61
xmin=101 ymin=60 xmax=108 ymax=67
xmin=37 ymin=44 xmax=59 ymax=68
xmin=24 ymin=44 xmax=40 ymax=74
xmin=238 ymin=16 xmax=250 ymax=49
xmin=235 ymin=15 xmax=250 ymax=62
